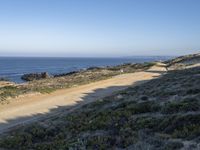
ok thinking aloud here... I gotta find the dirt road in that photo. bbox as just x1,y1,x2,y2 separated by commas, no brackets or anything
0,66,165,134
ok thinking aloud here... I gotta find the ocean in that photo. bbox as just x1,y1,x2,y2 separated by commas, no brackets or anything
0,56,172,83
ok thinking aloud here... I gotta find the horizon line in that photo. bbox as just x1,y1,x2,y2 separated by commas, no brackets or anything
0,55,176,58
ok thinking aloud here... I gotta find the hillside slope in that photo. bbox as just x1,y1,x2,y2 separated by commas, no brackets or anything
0,70,161,134
0,65,200,149
166,53,200,70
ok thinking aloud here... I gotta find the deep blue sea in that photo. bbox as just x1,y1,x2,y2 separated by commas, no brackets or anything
0,56,172,83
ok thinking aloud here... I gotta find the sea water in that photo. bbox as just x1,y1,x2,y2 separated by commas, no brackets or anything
0,56,172,83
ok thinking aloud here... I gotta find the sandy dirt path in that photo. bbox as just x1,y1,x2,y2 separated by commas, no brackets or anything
0,66,165,134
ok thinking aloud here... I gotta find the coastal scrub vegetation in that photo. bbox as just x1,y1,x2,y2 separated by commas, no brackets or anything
0,62,154,103
0,66,200,149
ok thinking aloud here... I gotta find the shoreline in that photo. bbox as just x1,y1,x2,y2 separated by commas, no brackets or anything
1,62,151,84
0,55,171,83
0,62,157,103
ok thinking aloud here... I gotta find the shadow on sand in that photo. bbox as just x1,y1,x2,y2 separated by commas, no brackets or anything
145,70,167,74
0,76,157,135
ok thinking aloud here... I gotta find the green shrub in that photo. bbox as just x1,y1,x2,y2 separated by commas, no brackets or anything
127,101,161,114
161,98,200,114
172,124,200,139
131,117,162,130
34,87,56,94
0,86,23,102
163,141,184,150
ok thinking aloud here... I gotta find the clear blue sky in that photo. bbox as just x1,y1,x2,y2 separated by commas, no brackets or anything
0,0,200,57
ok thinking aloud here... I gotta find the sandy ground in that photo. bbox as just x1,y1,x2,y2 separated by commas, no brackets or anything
0,65,166,134
0,81,15,88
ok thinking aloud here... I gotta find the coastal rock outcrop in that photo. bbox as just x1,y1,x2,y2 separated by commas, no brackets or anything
0,77,9,81
21,72,51,81
54,71,79,77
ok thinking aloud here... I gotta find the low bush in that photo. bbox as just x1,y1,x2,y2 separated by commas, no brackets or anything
161,98,200,114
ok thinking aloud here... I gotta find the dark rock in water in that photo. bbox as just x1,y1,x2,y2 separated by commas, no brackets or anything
0,77,9,81
21,72,50,81
54,71,79,77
